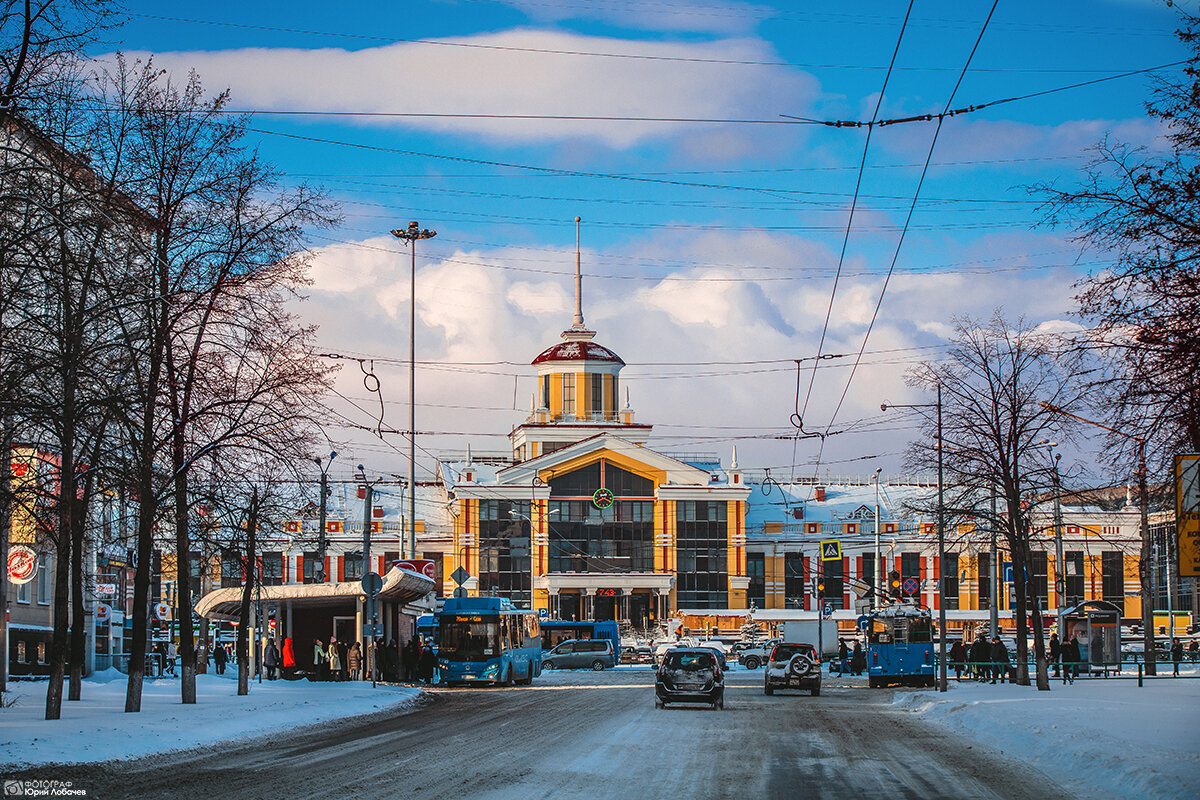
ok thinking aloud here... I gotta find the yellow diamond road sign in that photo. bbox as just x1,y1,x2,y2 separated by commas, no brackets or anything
1177,454,1200,578
820,540,842,561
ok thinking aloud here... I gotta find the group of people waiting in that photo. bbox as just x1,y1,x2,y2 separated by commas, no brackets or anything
310,636,436,683
948,634,1016,683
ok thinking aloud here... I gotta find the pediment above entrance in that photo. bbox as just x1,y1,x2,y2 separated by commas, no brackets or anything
496,432,710,489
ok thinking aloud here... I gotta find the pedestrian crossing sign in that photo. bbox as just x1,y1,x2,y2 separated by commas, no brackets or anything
820,540,841,561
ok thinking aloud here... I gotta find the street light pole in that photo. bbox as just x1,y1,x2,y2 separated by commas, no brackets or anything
881,389,947,692
874,467,882,610
1050,449,1064,639
390,221,437,560
314,452,337,583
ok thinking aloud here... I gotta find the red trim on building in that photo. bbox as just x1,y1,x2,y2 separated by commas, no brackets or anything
295,555,303,583
843,556,851,609
931,557,938,610
803,556,811,611
324,556,331,583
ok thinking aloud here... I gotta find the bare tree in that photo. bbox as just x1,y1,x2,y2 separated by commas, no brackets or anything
904,313,1085,690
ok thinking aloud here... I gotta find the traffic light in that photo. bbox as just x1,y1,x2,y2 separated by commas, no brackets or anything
816,581,825,597
889,571,902,598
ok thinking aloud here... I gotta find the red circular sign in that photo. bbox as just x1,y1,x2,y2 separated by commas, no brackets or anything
7,545,37,584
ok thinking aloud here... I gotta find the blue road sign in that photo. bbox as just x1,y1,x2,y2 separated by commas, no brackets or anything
1003,562,1014,583
538,608,548,619
902,576,919,595
822,603,834,618
856,614,870,631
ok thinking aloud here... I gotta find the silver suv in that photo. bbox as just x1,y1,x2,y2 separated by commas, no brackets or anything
737,638,782,670
541,639,617,671
763,642,821,696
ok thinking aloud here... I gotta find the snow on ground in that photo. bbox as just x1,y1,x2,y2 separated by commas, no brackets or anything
0,669,423,768
894,670,1200,800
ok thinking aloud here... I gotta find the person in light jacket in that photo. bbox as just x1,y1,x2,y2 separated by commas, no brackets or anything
327,637,343,681
347,641,362,681
314,638,329,681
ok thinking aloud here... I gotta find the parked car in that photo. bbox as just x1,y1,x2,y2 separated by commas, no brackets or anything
737,638,782,670
694,645,727,671
541,639,618,671
655,648,724,709
763,642,821,696
652,638,697,666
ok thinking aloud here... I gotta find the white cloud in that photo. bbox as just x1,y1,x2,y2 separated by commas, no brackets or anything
114,31,820,148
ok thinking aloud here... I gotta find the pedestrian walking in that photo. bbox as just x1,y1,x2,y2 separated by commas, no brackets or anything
969,634,989,681
348,641,362,681
837,639,849,675
949,640,967,681
1062,635,1080,684
282,637,296,679
402,638,419,682
1189,640,1199,663
337,638,349,681
214,641,228,675
1171,639,1184,676
328,637,343,681
264,637,280,680
386,639,400,682
989,636,1009,684
1049,633,1061,678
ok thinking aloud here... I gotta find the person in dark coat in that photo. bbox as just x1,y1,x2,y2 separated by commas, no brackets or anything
418,643,436,685
263,638,280,680
968,634,989,681
386,639,400,682
1049,633,1061,678
989,636,1009,684
402,638,419,682
836,639,849,675
1189,639,1199,663
949,640,967,681
1171,639,1184,675
1062,635,1080,684
850,641,866,676
213,641,228,675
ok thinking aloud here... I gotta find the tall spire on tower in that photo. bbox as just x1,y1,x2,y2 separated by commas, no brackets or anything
572,215,585,330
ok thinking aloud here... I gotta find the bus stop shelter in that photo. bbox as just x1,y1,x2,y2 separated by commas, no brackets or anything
1062,600,1122,672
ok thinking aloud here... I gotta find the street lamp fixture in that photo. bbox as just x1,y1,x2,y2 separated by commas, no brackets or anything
390,221,437,561
881,387,947,693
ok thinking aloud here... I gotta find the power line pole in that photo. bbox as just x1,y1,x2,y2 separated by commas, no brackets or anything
314,452,336,584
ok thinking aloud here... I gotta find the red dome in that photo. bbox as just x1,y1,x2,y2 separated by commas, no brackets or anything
532,340,625,366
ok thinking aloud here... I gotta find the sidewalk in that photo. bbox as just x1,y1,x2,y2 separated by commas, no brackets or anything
0,669,422,768
894,672,1200,799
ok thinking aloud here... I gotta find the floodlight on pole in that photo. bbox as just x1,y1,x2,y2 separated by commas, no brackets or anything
390,221,437,560
315,451,337,583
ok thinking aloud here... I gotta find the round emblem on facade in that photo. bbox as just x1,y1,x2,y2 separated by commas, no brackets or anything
592,488,614,509
6,545,37,585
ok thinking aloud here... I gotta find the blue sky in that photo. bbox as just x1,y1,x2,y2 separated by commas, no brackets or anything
96,0,1194,486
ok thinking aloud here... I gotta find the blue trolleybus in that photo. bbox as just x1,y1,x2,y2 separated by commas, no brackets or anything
437,597,542,686
866,601,936,688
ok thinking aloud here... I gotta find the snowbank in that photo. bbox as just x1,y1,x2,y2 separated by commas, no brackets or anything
894,675,1200,799
0,670,422,767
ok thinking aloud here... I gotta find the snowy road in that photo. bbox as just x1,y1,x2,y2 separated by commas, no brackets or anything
7,668,1071,800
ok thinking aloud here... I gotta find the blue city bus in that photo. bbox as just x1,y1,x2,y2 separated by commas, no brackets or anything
866,602,936,688
538,619,620,659
437,597,542,686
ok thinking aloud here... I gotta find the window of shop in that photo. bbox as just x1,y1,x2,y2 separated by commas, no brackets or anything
747,552,765,608
978,552,991,609
821,556,844,609
547,500,654,573
1029,551,1048,605
782,552,805,608
343,552,363,582
1101,551,1125,613
1063,551,1085,606
478,500,531,606
942,552,959,610
37,553,51,604
221,554,242,588
675,501,728,609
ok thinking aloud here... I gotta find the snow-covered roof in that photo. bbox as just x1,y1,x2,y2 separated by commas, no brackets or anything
195,565,434,620
744,481,936,528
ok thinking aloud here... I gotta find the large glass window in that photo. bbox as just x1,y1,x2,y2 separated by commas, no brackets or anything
1029,551,1048,605
900,552,921,592
822,556,844,609
604,463,654,497
784,553,805,608
261,552,283,586
548,463,600,497
343,552,363,582
1063,551,1085,607
943,552,959,610
675,501,728,609
862,553,876,600
609,375,619,417
978,552,991,609
1101,551,1125,613
590,373,603,414
561,373,575,415
548,500,653,573
747,552,765,608
221,554,242,588
37,553,51,604
478,500,532,606
303,552,322,584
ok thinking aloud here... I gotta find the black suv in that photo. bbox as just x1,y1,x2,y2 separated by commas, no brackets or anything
763,642,821,696
655,648,725,709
